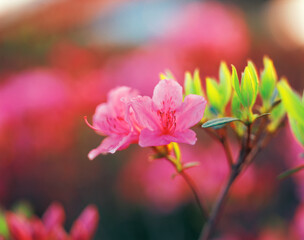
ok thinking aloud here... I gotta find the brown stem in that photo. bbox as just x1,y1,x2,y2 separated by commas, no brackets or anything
199,124,252,240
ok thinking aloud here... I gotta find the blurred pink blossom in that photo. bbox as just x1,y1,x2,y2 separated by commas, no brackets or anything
5,203,99,240
131,79,206,147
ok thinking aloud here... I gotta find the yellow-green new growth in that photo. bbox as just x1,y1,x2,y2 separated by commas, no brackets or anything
277,79,304,146
159,70,175,81
205,62,231,115
231,62,259,122
260,57,278,109
184,69,204,97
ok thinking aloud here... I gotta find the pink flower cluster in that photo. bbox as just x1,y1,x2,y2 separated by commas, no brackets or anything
4,203,99,240
86,79,207,160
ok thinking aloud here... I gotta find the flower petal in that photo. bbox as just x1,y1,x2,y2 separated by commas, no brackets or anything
169,129,197,145
152,79,183,110
70,205,99,240
176,94,207,131
107,86,138,116
130,96,159,130
139,128,171,147
88,133,137,160
92,103,112,135
139,128,197,147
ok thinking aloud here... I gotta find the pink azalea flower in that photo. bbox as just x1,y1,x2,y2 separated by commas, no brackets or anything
130,79,206,147
86,86,140,160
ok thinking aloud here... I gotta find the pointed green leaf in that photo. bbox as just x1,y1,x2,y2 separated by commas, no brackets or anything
219,62,231,106
278,165,304,180
240,67,255,107
184,70,204,97
231,65,242,103
0,211,8,238
160,70,175,80
260,57,277,105
277,79,304,125
202,117,241,128
247,61,259,100
184,71,194,96
193,69,204,96
231,93,242,119
290,117,304,146
206,77,222,113
268,97,285,132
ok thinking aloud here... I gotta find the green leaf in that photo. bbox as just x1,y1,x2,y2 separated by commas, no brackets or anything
247,60,259,102
268,97,285,132
12,201,33,218
184,71,194,96
193,69,204,96
289,117,304,146
277,79,304,125
206,77,222,113
231,65,243,103
202,117,241,128
240,67,255,108
219,62,231,106
260,57,277,105
231,93,242,119
278,165,304,180
160,70,175,80
0,211,8,238
184,70,204,97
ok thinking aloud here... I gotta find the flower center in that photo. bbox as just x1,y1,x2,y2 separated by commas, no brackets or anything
157,109,176,134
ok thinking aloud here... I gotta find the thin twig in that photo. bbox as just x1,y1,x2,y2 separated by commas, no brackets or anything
179,170,209,222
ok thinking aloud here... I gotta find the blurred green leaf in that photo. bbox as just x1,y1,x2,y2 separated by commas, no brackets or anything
231,65,243,104
12,201,33,218
260,57,277,107
184,71,194,96
240,67,255,108
184,69,204,97
278,165,304,180
277,79,304,125
160,70,175,80
290,117,304,146
202,117,241,128
0,211,8,238
268,97,285,132
206,77,222,113
231,93,242,119
219,62,231,107
193,69,204,96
